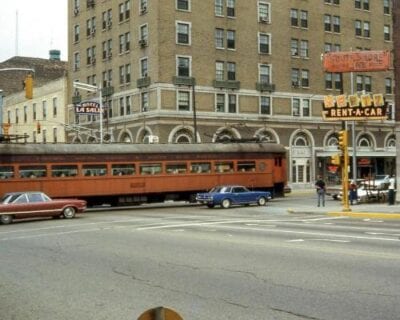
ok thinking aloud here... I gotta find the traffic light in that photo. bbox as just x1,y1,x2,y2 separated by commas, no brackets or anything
36,122,41,134
25,74,33,99
330,154,341,166
338,130,348,152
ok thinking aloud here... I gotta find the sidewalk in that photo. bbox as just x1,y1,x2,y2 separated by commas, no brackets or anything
285,188,400,219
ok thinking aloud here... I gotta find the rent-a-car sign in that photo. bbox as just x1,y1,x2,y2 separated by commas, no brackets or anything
322,93,388,121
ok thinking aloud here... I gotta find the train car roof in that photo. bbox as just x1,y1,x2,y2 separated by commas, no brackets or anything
0,142,287,155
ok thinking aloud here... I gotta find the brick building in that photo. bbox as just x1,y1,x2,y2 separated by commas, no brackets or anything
68,0,396,188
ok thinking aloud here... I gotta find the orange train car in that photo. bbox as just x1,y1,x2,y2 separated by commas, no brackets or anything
0,143,287,206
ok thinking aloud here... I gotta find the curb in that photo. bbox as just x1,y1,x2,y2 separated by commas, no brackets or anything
327,212,400,219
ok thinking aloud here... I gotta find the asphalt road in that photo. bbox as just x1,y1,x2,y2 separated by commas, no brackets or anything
1,198,399,320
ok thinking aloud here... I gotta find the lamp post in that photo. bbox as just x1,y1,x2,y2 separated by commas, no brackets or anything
73,81,103,144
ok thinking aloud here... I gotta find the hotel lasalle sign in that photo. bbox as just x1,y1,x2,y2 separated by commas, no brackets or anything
322,50,391,121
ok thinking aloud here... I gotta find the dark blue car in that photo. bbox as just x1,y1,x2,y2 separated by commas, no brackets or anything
196,185,272,209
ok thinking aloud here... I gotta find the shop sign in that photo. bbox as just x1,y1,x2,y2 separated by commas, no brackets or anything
75,101,103,114
323,50,391,73
327,165,338,173
358,158,371,166
322,93,387,121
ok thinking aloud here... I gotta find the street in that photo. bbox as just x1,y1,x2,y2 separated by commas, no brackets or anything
1,194,399,320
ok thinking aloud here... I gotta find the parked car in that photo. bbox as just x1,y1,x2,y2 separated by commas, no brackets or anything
196,185,272,209
337,184,388,203
326,179,366,200
364,175,390,190
0,192,87,224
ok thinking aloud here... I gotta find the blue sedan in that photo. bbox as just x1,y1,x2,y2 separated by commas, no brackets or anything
196,185,272,209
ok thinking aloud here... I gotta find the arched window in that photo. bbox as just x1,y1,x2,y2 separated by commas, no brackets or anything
327,134,338,147
172,128,192,144
386,135,396,148
293,133,309,146
358,134,372,148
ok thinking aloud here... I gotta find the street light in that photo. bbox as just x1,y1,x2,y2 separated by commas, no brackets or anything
73,81,103,144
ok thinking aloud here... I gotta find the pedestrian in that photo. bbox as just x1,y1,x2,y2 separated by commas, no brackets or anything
349,180,357,205
315,176,326,207
388,175,396,205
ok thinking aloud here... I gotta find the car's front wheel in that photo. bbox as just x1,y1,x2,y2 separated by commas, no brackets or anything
63,207,76,219
221,199,231,209
0,214,13,225
257,197,267,206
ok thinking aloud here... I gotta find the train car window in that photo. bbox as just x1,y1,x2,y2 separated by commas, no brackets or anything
140,163,162,175
215,161,234,173
274,157,282,166
51,165,78,177
112,164,135,176
259,162,266,172
190,162,211,173
166,163,187,174
237,161,256,172
0,166,14,179
83,164,107,176
19,165,47,178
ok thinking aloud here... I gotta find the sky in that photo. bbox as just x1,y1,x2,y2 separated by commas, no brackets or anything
0,0,68,62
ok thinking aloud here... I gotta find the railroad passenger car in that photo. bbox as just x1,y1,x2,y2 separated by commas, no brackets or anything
0,143,287,206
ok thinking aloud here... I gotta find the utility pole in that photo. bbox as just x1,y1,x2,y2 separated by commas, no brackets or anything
393,1,400,202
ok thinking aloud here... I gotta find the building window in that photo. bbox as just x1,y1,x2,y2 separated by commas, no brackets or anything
356,75,372,92
301,70,309,87
53,97,58,117
74,25,80,42
15,108,19,124
324,42,341,52
291,69,300,87
73,52,80,71
355,20,362,36
363,21,370,38
42,101,47,120
260,96,271,115
259,64,271,83
300,40,309,58
215,28,224,48
141,92,149,112
178,90,190,111
215,0,223,16
53,128,57,143
290,9,298,26
177,56,190,77
216,93,225,112
177,0,190,11
227,30,235,49
291,39,299,57
228,94,237,113
176,22,190,45
126,96,131,115
227,62,236,81
119,1,130,22
23,106,27,123
300,10,308,28
227,0,235,17
102,9,112,30
325,73,333,90
384,0,390,14
140,0,148,13
86,17,96,37
334,73,342,90
33,103,37,120
385,78,393,94
333,16,340,33
140,58,148,77
259,33,270,54
119,97,125,116
119,66,125,84
216,61,224,80
384,25,391,41
292,98,310,117
140,24,148,42
258,1,270,23
324,14,332,31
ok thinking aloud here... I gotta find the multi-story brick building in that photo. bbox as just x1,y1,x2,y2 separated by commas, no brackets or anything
68,0,396,188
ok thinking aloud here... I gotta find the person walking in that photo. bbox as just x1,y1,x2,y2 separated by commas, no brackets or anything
315,176,326,207
388,175,396,205
349,180,357,205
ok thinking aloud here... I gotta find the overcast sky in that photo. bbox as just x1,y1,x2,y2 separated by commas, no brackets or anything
0,0,68,62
